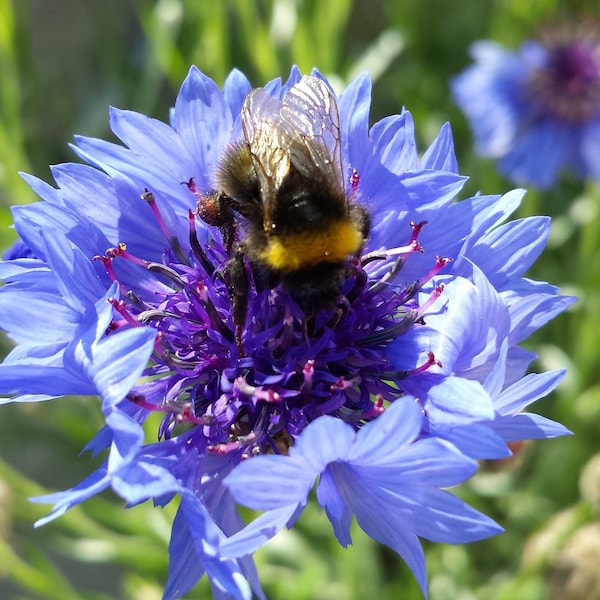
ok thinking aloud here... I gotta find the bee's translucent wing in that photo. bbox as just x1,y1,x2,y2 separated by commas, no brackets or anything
240,88,290,200
240,75,346,207
280,75,345,195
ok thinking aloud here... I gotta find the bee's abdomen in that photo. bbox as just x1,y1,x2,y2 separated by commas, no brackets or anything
258,218,363,272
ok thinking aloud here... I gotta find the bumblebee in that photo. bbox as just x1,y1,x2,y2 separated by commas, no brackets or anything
197,75,370,346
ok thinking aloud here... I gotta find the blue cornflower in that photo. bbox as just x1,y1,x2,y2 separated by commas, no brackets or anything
0,66,573,598
452,24,600,188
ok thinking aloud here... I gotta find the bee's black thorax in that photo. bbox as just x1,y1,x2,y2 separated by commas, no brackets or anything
194,74,372,345
267,167,347,237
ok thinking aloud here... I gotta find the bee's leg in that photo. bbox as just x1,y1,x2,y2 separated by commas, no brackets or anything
196,191,237,253
224,246,249,356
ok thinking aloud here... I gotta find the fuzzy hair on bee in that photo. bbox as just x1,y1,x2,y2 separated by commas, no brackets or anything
196,74,370,350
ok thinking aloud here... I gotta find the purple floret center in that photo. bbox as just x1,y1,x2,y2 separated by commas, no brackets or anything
553,42,600,90
98,195,445,458
529,39,600,121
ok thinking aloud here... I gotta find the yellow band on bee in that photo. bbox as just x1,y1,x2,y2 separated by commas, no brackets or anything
260,219,363,272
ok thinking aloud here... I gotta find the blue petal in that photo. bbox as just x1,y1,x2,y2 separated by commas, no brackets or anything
503,284,576,344
346,493,428,595
109,107,188,168
472,189,524,230
225,455,313,510
291,415,353,469
198,453,246,536
581,116,600,180
338,72,372,171
370,110,418,173
219,505,300,559
283,65,303,91
353,434,479,488
49,163,119,229
172,66,233,185
442,423,511,460
12,200,107,273
222,68,252,120
0,286,77,345
74,112,199,214
180,492,253,600
505,346,537,386
316,468,353,546
109,432,195,505
368,187,469,281
492,413,572,441
0,363,96,397
483,339,508,398
398,169,467,210
495,370,566,414
40,230,106,313
470,216,550,287
327,438,502,594
0,257,49,280
46,163,184,263
164,505,206,600
83,424,113,456
498,120,579,188
32,464,111,526
425,377,495,429
451,40,527,157
88,327,157,408
18,171,63,205
420,122,459,172
105,410,146,478
391,487,503,543
60,283,157,407
0,393,56,404
387,272,510,382
349,398,423,459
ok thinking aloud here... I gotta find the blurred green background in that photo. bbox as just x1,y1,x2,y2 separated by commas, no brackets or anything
0,0,598,599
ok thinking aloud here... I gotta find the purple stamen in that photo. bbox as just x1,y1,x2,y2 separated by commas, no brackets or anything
101,189,449,456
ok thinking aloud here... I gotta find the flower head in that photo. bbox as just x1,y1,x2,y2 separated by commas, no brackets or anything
452,22,600,188
0,66,573,598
